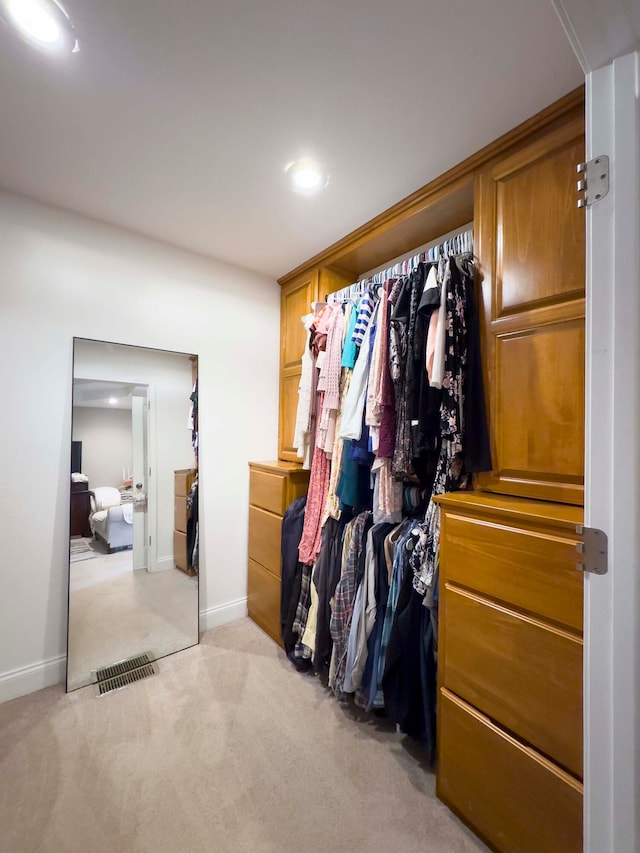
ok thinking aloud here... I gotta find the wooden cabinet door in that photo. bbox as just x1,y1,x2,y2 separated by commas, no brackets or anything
278,267,352,462
476,117,586,505
279,272,318,461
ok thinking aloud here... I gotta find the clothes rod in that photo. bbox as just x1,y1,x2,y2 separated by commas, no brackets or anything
358,221,474,282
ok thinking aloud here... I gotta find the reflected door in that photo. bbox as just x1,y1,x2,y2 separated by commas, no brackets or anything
131,391,149,571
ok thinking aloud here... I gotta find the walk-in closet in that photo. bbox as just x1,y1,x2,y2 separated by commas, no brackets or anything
248,87,586,853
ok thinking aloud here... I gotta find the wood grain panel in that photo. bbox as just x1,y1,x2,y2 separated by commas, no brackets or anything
174,469,196,497
494,319,585,483
495,136,585,314
279,370,302,462
249,468,286,515
438,689,582,853
442,512,583,630
247,558,282,646
248,505,282,576
281,275,316,371
174,496,188,534
443,585,583,776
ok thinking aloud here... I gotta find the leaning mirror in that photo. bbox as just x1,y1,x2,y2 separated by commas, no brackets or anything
67,338,199,692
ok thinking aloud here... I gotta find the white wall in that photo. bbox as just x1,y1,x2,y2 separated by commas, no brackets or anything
72,406,133,488
73,341,195,565
0,190,280,701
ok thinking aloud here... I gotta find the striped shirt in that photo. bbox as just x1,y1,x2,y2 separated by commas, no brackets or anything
351,292,376,345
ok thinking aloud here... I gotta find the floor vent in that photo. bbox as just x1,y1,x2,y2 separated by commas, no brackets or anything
95,654,156,696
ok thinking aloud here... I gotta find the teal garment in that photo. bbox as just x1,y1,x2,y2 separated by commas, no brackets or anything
341,301,359,369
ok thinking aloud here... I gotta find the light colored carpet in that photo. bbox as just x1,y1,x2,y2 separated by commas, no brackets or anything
0,618,488,853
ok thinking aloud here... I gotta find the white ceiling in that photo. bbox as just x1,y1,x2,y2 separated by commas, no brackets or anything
0,0,583,278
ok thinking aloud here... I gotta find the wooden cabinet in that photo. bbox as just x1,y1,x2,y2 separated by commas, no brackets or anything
278,267,352,462
247,461,309,643
272,89,586,853
70,481,91,538
476,117,586,505
436,491,584,853
174,468,196,575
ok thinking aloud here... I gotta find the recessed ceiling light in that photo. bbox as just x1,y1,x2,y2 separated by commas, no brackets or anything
285,159,329,195
108,397,118,405
0,0,78,53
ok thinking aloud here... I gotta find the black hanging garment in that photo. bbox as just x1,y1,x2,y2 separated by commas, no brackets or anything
280,497,307,655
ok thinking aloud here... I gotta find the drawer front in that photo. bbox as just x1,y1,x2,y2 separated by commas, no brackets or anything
248,505,282,576
174,496,188,533
174,530,188,571
442,512,583,631
444,584,582,776
175,469,196,497
438,688,583,853
247,558,282,646
249,468,286,515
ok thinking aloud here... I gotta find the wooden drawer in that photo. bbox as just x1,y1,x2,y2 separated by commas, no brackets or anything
174,468,196,498
247,558,282,646
174,496,188,533
438,688,583,853
442,512,583,631
443,584,583,776
248,505,282,576
174,529,188,571
249,468,286,515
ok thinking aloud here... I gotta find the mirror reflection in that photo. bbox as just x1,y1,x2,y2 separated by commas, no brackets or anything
67,338,199,692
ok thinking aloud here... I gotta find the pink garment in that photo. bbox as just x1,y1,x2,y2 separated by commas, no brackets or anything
425,308,439,382
298,437,331,565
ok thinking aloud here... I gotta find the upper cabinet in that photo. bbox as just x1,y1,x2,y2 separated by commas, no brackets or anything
278,268,352,462
476,116,586,505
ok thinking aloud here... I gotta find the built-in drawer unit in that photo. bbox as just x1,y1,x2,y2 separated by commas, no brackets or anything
174,468,196,576
247,558,282,642
443,512,583,631
249,468,288,515
444,584,582,776
247,461,310,646
248,506,282,577
438,689,583,853
435,492,584,853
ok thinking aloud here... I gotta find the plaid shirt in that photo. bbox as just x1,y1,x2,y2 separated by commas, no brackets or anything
292,563,313,660
330,511,372,697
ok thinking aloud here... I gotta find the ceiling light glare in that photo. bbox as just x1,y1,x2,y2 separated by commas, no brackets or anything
0,0,78,53
286,159,329,195
108,397,118,405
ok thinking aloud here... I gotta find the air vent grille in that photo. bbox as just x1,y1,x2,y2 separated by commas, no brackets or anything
95,653,152,683
95,653,156,696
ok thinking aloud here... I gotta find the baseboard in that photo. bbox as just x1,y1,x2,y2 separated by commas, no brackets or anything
0,654,67,704
199,597,248,633
1,597,248,704
149,556,175,572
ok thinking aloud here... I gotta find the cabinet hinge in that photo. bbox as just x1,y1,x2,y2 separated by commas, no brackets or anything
575,525,608,575
576,156,609,208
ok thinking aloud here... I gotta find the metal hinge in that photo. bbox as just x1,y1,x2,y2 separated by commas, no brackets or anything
575,525,608,575
576,156,609,208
